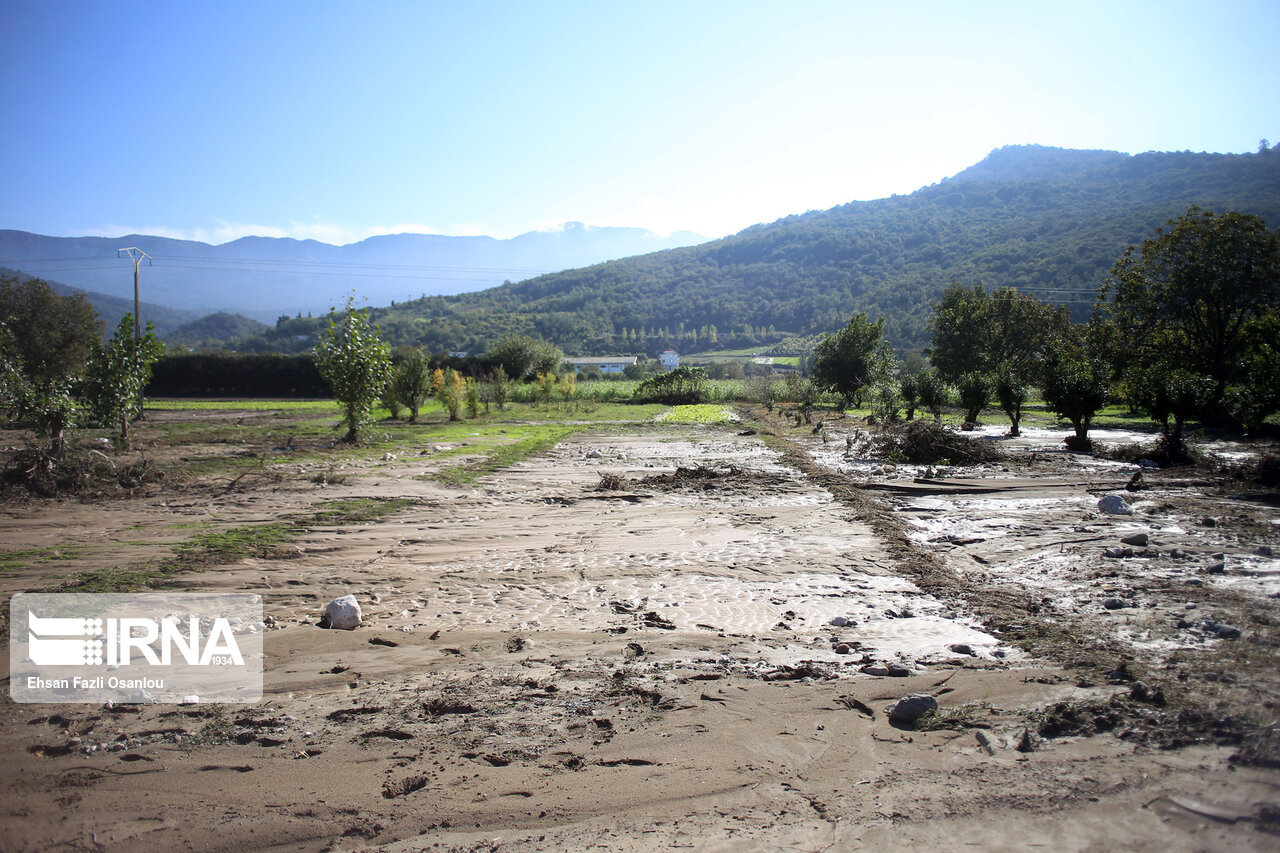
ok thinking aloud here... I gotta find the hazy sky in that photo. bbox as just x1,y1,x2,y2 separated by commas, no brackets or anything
2,0,1277,244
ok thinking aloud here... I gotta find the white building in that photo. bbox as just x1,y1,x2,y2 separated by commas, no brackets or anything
659,350,680,370
565,356,638,375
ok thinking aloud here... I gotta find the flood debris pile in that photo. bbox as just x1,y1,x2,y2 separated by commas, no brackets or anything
847,420,1004,466
597,464,797,494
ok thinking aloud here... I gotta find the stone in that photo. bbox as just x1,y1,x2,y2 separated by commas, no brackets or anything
1098,494,1133,515
975,730,996,755
1210,623,1242,639
1120,532,1150,547
886,693,937,725
885,662,912,678
321,594,362,630
1206,561,1226,574
1138,459,1160,468
948,643,975,656
835,643,852,655
1016,729,1041,753
1104,547,1126,559
585,450,603,459
829,616,855,627
1103,597,1127,610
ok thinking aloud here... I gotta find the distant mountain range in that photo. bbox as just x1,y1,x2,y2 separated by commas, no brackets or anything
0,223,705,323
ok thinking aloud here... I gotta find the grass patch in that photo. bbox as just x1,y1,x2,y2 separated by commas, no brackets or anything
0,545,94,574
438,424,588,486
57,497,418,593
304,497,415,526
656,404,740,425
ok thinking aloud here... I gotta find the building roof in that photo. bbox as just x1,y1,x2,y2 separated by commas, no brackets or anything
564,356,638,366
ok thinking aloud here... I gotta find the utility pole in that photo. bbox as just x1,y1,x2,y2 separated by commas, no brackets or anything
118,247,151,339
118,247,152,422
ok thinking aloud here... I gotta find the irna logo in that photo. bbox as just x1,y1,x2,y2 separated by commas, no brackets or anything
11,592,263,704
27,611,245,667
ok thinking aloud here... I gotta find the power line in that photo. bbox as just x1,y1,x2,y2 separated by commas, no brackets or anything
1,253,554,277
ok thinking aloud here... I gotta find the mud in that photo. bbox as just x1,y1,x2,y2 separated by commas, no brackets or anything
1,411,1277,852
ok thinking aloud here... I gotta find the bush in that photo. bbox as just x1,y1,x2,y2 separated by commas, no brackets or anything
633,366,707,404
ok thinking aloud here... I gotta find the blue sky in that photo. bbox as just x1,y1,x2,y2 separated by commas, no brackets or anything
2,0,1277,244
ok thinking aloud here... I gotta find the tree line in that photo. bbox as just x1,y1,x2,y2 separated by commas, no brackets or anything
807,207,1280,454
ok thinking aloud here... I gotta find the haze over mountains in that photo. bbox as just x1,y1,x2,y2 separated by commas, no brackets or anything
5,144,1278,356
0,223,704,323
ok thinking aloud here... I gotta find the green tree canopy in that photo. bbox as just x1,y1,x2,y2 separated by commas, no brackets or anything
314,301,393,442
487,334,564,382
82,314,164,447
0,276,102,387
1096,206,1280,412
809,313,895,407
929,284,1071,385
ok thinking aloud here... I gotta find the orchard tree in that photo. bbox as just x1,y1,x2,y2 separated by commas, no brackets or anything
0,280,101,458
809,313,895,407
1042,345,1110,452
391,348,432,421
930,283,1070,434
82,314,164,448
930,284,1069,386
0,277,101,387
437,367,467,421
992,363,1029,436
487,334,564,382
915,368,953,423
1129,363,1214,453
956,371,992,425
488,365,511,410
1097,206,1280,414
899,372,921,420
314,301,393,442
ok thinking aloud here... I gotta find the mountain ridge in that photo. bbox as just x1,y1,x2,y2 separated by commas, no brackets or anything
326,144,1279,356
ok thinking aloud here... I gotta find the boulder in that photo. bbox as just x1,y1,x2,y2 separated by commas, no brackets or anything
321,594,362,630
1098,494,1133,515
886,693,937,725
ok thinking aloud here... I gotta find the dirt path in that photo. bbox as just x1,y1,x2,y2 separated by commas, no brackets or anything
2,423,1277,851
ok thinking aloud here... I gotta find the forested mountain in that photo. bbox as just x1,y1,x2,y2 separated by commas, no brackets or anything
212,145,1280,356
168,312,269,350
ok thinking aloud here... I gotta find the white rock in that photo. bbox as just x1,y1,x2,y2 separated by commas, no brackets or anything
322,594,362,630
1098,494,1133,515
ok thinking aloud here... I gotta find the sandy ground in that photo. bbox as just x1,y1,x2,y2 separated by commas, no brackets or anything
1,415,1278,851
